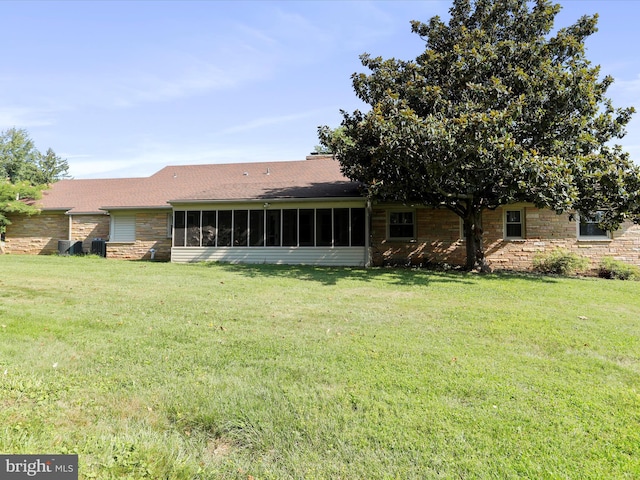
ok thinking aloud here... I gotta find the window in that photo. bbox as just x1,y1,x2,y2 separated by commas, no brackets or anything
316,209,333,246
334,208,350,246
186,211,201,246
218,211,232,246
299,209,315,246
578,212,609,239
389,211,415,239
110,214,135,242
351,208,366,246
172,207,367,248
202,211,217,246
505,209,524,238
174,211,185,246
282,209,298,247
266,210,281,246
249,210,264,246
167,213,173,238
233,210,249,246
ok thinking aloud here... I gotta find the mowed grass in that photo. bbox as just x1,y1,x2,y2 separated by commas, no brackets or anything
0,255,638,479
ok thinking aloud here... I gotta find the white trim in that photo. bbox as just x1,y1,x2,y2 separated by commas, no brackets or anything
576,212,611,240
387,209,416,240
504,207,525,239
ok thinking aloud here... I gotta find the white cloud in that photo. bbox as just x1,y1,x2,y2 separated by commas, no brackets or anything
217,109,328,136
0,106,55,129
67,141,304,179
611,75,640,96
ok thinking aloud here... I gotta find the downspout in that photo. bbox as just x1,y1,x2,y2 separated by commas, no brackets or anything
365,198,372,267
68,214,73,241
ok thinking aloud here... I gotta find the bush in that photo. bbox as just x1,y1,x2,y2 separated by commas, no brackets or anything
598,257,640,280
533,249,589,275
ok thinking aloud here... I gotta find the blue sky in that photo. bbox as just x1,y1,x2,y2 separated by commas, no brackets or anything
1,1,638,179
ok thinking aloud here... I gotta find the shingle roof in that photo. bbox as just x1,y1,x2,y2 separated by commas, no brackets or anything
38,156,362,214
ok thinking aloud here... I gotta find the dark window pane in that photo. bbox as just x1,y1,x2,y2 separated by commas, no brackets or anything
316,209,332,246
233,210,248,247
334,208,350,246
506,210,521,223
389,211,414,238
250,210,264,246
282,209,298,246
580,222,607,236
186,211,201,246
506,224,522,237
580,212,607,237
202,211,217,246
299,209,315,246
351,208,366,246
266,210,281,246
174,211,185,247
218,210,232,246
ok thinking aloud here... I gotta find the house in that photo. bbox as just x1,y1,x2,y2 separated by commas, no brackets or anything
4,154,640,270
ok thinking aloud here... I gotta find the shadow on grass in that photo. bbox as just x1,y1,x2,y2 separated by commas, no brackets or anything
198,262,560,287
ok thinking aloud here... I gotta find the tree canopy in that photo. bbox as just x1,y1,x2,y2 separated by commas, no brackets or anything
0,128,69,227
319,0,638,271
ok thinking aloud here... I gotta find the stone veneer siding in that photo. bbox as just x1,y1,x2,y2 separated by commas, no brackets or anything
106,211,172,261
5,212,69,255
5,213,111,255
370,205,640,271
70,215,110,253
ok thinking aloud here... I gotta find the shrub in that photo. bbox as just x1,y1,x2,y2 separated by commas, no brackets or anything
533,249,589,275
598,257,640,280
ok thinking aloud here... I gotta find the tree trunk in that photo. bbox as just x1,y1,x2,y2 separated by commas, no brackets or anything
463,207,491,273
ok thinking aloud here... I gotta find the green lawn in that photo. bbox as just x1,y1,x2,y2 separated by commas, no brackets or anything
1,255,639,479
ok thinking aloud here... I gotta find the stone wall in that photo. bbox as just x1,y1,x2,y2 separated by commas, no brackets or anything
4,212,69,255
106,211,172,261
370,205,640,271
70,215,110,252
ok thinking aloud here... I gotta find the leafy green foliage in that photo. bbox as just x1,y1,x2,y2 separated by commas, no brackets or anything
0,128,69,185
598,257,640,280
0,128,69,228
0,180,42,227
532,248,589,275
319,0,639,271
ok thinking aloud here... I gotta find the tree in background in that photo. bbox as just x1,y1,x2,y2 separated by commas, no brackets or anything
319,0,638,272
31,148,71,185
0,128,70,184
0,127,69,229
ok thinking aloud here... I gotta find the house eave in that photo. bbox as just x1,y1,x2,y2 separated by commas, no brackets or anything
168,196,364,206
100,205,171,212
66,210,110,215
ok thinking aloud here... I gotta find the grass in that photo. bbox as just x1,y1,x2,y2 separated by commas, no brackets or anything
0,255,639,479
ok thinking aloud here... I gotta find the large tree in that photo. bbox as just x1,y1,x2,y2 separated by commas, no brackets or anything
0,128,69,229
319,0,638,271
0,128,69,184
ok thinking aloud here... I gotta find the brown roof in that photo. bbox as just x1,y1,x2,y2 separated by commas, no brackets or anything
38,156,362,214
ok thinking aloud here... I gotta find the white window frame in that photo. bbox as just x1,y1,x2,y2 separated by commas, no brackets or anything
504,208,525,239
387,210,416,240
577,212,611,240
167,212,173,238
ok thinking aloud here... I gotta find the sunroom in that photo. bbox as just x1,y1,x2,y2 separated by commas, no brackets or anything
170,199,369,266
